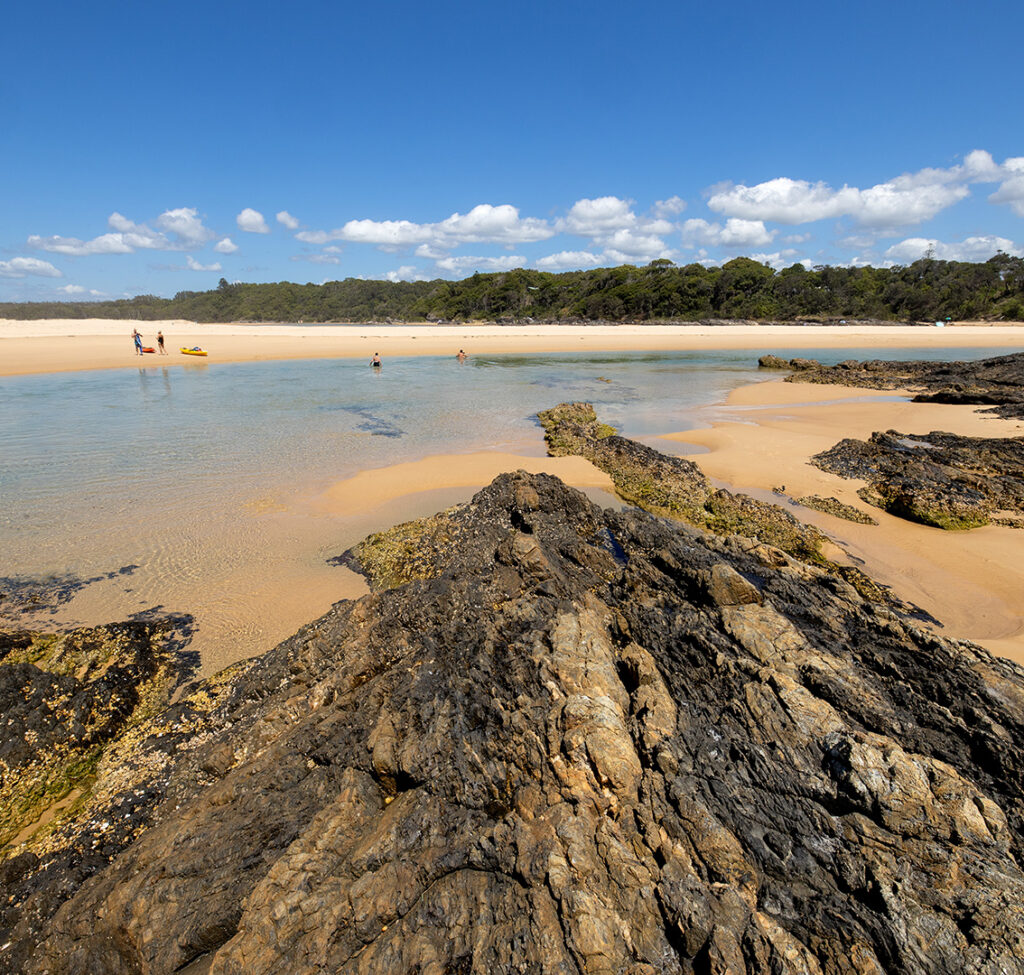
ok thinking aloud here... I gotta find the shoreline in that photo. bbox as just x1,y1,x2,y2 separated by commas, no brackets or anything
3,317,1024,378
304,376,1024,667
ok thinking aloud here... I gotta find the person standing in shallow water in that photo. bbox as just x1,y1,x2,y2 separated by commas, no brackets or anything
370,352,382,368
456,349,467,361
132,329,143,355
157,331,166,355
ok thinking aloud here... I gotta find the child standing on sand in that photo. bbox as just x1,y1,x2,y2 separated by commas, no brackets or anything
157,331,166,354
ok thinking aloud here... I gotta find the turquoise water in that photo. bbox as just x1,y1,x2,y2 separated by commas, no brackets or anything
1,345,1016,667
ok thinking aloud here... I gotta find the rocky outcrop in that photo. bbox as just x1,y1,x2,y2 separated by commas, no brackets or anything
4,471,1024,974
796,495,879,525
758,351,1024,419
538,402,829,565
811,430,1024,530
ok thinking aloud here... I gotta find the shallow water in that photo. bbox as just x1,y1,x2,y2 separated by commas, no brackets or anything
2,345,1016,671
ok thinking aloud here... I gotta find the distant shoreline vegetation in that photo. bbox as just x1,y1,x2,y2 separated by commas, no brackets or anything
4,255,1024,324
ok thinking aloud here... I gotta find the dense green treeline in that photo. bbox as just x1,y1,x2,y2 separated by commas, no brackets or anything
4,254,1024,323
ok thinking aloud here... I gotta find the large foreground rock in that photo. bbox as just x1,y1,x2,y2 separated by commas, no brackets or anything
5,473,1024,974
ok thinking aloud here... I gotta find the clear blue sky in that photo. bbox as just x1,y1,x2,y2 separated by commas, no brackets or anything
3,0,1023,300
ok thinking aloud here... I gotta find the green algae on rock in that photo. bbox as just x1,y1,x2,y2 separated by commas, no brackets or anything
0,619,196,854
538,401,829,565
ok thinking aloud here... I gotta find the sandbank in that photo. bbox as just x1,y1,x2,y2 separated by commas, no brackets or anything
2,318,1024,378
661,381,1024,665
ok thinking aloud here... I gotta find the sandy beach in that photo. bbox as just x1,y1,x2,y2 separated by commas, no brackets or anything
2,317,1024,377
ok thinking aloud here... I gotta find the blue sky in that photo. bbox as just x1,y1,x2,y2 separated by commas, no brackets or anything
3,0,1023,301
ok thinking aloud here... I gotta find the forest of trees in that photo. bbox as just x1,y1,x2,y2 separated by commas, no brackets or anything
3,254,1024,324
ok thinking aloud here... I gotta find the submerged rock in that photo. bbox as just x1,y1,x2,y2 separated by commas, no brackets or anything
811,430,1024,530
5,472,1024,974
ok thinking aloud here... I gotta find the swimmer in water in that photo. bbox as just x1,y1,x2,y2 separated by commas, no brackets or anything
370,352,382,368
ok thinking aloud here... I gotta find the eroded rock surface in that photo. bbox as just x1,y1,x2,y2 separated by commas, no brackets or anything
5,472,1024,974
758,351,1024,419
811,430,1024,529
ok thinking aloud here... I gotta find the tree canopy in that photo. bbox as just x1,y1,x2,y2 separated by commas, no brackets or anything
3,255,1023,324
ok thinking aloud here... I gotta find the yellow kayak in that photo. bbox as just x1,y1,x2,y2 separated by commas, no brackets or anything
180,347,208,357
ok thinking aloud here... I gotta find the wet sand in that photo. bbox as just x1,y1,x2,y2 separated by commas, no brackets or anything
3,318,1024,377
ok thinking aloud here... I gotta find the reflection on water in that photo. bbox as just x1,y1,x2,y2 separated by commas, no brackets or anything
1,345,1016,671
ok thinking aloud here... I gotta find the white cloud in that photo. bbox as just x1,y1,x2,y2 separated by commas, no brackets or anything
29,233,135,256
703,154,1024,229
186,256,222,271
214,237,238,254
535,250,603,270
57,284,103,295
0,257,62,278
435,254,525,274
29,208,214,255
415,243,446,259
557,196,638,235
299,204,553,251
884,235,1021,263
748,250,801,270
156,207,216,245
682,218,776,247
276,210,300,229
383,265,429,282
988,157,1024,216
237,208,271,234
653,195,686,217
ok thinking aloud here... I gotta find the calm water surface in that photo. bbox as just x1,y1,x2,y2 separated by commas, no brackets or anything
1,346,1014,669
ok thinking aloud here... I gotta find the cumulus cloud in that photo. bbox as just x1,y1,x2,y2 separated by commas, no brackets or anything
276,210,300,230
383,265,429,282
299,204,553,251
237,208,270,234
884,235,1021,263
988,157,1024,216
156,208,216,245
535,250,603,270
57,284,103,295
214,237,238,254
0,257,62,278
557,197,639,235
682,218,776,248
435,254,525,274
748,250,804,270
704,152,1024,229
186,256,222,271
653,195,686,217
29,209,214,255
708,173,971,228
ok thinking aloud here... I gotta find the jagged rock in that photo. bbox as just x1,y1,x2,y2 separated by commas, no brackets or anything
758,351,1024,419
537,402,828,565
5,472,1024,974
811,430,1024,530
